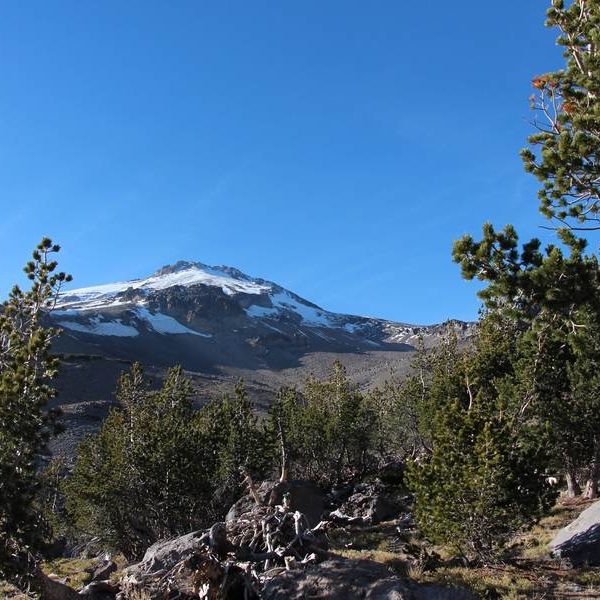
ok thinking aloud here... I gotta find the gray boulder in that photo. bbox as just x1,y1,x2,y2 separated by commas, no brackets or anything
262,557,476,600
550,500,600,566
120,531,206,599
127,530,204,574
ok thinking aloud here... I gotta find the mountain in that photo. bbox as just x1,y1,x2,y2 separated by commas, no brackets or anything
53,260,465,358
49,261,471,456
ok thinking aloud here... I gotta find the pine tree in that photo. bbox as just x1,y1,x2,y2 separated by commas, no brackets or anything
66,372,276,559
269,361,378,485
521,0,600,229
66,364,213,559
199,381,274,515
0,239,71,585
453,221,600,496
452,0,600,491
408,319,555,562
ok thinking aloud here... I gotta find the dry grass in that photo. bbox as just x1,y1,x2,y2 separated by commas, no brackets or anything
419,566,539,599
335,548,407,574
1,554,129,598
42,557,98,590
43,553,129,591
0,581,30,599
126,591,152,600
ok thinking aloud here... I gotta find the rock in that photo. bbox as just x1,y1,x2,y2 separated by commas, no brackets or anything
549,500,600,566
328,484,354,505
262,557,476,600
336,482,406,525
127,530,204,576
33,568,80,600
205,521,233,558
79,580,119,598
120,496,331,599
90,560,117,582
226,480,325,528
377,461,406,485
121,542,260,600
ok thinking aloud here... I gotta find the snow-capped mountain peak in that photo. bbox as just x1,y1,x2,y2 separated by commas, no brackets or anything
52,261,470,357
56,262,274,310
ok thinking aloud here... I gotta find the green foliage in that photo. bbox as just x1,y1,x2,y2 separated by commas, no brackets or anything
516,304,600,487
269,361,379,485
366,374,428,462
198,381,275,514
65,368,272,560
451,3,600,486
452,223,596,318
408,320,556,562
521,0,600,228
0,239,71,584
66,364,210,559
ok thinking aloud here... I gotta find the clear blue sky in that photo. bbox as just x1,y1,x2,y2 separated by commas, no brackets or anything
0,1,564,324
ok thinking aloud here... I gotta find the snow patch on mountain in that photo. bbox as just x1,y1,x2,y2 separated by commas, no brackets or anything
271,292,332,326
57,307,212,338
245,305,279,319
245,292,333,327
57,317,139,337
135,307,212,337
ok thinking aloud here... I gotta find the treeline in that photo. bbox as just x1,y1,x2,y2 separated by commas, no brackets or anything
61,360,417,560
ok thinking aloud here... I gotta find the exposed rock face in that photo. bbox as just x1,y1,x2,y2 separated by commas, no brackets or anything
119,496,329,599
79,579,120,598
119,532,206,598
550,500,600,566
262,557,476,600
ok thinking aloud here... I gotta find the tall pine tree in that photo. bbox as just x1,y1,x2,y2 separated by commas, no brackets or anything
0,239,71,587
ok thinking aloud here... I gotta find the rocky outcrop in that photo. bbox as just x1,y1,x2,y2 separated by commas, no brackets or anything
262,557,476,600
79,579,120,598
550,500,600,566
120,493,329,599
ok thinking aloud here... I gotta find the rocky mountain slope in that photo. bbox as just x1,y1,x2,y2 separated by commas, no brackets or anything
52,260,464,363
49,261,471,456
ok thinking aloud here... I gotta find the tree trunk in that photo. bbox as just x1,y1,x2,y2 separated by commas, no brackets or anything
566,469,581,498
584,443,600,499
277,416,289,483
584,478,598,499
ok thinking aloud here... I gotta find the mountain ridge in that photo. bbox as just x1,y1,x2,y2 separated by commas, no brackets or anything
53,260,458,345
